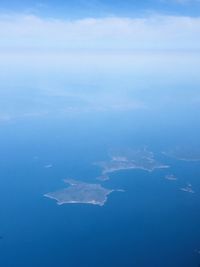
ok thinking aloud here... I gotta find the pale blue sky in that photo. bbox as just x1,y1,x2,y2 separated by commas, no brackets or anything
0,0,200,18
0,0,200,122
0,0,200,51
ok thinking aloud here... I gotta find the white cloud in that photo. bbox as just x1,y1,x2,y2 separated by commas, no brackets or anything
0,14,200,50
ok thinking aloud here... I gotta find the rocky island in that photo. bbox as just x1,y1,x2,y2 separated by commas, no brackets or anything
44,179,120,206
95,148,169,181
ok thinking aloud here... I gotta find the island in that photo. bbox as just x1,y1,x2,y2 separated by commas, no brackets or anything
95,148,169,181
163,147,200,162
44,179,122,206
165,174,177,181
180,183,195,193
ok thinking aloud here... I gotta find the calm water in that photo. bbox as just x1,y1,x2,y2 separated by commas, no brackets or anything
0,51,200,266
0,110,200,267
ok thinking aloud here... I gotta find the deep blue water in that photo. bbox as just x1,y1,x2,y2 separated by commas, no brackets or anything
0,112,200,267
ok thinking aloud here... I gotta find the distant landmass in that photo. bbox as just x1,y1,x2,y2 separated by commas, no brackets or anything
163,147,200,162
95,148,169,181
44,179,122,206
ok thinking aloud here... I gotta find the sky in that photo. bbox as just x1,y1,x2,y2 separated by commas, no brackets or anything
0,0,200,125
0,0,200,52
0,0,200,18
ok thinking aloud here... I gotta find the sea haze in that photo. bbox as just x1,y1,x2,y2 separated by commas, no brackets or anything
0,51,200,267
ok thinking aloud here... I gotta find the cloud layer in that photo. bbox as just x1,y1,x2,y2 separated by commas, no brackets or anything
0,14,200,50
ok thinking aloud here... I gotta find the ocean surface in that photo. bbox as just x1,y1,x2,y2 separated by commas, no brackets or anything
0,51,200,267
0,113,199,267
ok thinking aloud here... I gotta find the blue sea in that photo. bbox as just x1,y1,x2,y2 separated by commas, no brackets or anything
0,51,200,267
